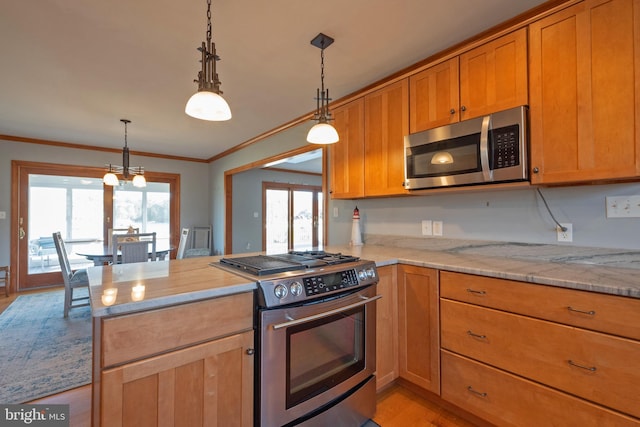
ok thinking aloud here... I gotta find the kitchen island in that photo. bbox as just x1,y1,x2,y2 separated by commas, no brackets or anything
88,239,640,426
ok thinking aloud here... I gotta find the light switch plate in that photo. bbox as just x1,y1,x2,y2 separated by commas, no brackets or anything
606,196,640,218
433,221,443,236
0,211,6,219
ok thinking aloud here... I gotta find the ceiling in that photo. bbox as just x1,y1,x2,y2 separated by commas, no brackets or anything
1,0,548,161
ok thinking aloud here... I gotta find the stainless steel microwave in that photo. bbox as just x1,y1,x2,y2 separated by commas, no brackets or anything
404,105,528,190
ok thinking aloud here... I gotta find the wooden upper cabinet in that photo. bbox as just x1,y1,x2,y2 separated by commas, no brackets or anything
459,27,528,121
409,28,528,134
409,58,460,133
330,98,365,198
529,0,640,184
364,79,409,197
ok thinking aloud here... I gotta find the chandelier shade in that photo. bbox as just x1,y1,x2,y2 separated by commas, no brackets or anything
307,33,339,144
103,119,146,187
186,0,231,121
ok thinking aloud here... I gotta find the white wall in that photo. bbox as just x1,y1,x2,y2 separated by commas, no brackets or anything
0,139,211,266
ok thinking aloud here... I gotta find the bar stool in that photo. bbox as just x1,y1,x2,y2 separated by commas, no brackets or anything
0,266,8,297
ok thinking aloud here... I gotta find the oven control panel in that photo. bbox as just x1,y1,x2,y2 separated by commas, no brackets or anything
258,261,379,307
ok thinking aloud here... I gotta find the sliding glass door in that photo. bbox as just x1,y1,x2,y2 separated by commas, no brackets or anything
13,161,180,291
263,182,323,253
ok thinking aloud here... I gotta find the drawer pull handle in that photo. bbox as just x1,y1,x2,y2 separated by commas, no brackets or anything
568,360,597,372
467,330,487,339
567,306,595,316
466,288,486,295
467,386,487,397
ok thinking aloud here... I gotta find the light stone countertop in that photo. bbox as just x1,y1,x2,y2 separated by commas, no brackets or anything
87,256,255,317
88,236,640,318
326,235,640,298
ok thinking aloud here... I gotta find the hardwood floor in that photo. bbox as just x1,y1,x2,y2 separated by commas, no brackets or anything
373,384,478,427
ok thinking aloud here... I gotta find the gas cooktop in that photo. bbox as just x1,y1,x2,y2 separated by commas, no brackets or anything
219,250,360,276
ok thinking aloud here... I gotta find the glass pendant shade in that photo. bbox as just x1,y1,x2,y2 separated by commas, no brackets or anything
132,174,147,188
307,122,339,144
431,151,454,164
103,172,119,186
185,90,232,121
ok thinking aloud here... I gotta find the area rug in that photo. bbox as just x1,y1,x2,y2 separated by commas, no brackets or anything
0,289,92,404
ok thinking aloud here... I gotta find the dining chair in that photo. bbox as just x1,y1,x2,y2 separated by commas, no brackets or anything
52,232,91,317
184,225,212,258
108,227,140,251
176,228,190,259
112,232,157,264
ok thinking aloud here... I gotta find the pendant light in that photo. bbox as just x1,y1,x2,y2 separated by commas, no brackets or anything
103,119,146,187
307,33,339,144
185,0,232,121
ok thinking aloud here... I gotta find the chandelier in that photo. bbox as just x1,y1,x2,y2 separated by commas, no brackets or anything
103,119,146,188
306,33,339,145
185,0,232,121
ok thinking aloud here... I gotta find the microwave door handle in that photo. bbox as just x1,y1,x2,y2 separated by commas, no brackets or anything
480,114,493,182
271,294,382,330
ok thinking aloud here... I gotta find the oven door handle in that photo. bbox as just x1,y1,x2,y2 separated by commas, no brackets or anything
271,295,383,330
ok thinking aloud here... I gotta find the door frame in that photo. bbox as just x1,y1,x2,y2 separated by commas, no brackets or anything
10,160,181,292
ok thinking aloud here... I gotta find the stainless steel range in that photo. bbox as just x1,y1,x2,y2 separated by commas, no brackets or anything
216,250,379,427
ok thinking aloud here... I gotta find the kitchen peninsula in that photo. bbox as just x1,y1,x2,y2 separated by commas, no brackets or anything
88,240,640,426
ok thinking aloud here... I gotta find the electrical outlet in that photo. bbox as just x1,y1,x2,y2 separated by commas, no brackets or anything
421,220,433,236
433,221,443,236
333,207,339,218
557,223,572,242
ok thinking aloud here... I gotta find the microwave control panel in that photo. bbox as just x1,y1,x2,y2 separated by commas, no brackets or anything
491,124,520,169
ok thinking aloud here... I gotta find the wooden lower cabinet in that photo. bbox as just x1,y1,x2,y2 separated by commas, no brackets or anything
93,292,255,427
441,350,640,427
375,265,398,390
397,265,439,394
440,271,640,424
101,331,254,427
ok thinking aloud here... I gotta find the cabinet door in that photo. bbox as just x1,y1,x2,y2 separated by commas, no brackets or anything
375,265,398,391
529,0,640,184
364,79,409,197
409,58,460,133
459,28,528,120
101,331,254,427
329,98,365,199
397,265,440,394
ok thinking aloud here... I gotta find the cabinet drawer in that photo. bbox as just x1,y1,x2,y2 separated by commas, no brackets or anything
441,299,640,418
441,350,640,427
440,271,640,340
102,292,253,367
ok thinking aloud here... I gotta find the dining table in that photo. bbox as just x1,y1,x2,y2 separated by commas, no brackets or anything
76,243,173,266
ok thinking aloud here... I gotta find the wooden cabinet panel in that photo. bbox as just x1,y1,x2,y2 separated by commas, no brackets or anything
375,265,398,391
330,98,365,198
442,350,640,427
101,331,254,427
364,80,409,197
440,271,640,340
409,58,460,133
101,292,253,367
441,299,640,418
397,264,439,393
459,28,528,120
529,0,640,184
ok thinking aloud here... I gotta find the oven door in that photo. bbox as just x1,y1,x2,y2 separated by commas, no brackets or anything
259,285,379,427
